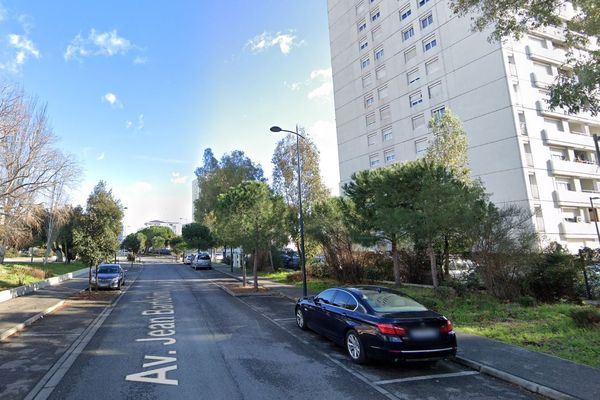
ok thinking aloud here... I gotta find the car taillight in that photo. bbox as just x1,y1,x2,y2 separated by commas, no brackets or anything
376,323,407,336
440,320,453,334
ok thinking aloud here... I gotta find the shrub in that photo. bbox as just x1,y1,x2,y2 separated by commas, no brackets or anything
307,261,331,278
517,296,536,307
127,253,135,262
527,243,579,302
434,286,457,301
4,248,19,258
570,308,600,328
286,271,303,283
362,252,394,282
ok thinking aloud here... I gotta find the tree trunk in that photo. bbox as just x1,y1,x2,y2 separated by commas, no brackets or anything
253,250,259,291
391,238,401,286
268,247,275,272
55,248,63,263
0,244,5,264
428,241,439,288
88,266,92,292
443,235,450,279
242,251,246,287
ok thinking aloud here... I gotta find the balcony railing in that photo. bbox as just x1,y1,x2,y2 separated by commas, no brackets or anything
549,158,600,178
531,72,555,89
554,190,600,206
542,129,595,150
526,45,566,66
559,221,599,239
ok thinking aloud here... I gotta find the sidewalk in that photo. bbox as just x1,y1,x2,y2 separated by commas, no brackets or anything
213,264,600,400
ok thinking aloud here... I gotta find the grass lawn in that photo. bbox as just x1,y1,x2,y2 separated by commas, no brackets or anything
259,270,600,368
0,262,87,291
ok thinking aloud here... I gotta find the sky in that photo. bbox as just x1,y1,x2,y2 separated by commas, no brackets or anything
0,0,339,234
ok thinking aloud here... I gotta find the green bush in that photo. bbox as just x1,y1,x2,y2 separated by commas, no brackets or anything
127,253,135,262
307,261,331,278
4,248,19,258
286,271,303,283
526,243,579,302
570,308,600,328
434,286,458,301
362,252,394,282
517,296,536,307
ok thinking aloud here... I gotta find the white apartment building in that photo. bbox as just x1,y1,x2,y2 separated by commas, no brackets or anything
327,0,600,252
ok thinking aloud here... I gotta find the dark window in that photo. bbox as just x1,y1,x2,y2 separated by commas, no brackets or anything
316,289,336,304
332,291,358,310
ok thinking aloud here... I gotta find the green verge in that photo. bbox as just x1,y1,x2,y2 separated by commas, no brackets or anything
259,270,600,368
0,262,87,291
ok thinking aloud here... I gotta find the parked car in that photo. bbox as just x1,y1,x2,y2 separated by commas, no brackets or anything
280,250,300,269
91,264,125,290
295,286,456,364
214,252,224,262
184,254,194,265
193,252,212,270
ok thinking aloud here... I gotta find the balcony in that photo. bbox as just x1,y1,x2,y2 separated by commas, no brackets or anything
526,45,566,66
542,129,595,150
533,26,567,44
559,221,599,239
549,159,600,178
536,101,596,123
554,190,600,207
531,72,555,89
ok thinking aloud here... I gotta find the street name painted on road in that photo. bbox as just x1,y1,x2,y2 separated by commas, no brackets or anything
126,291,179,386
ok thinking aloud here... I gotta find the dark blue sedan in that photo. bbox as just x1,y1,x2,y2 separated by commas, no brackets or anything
295,286,456,364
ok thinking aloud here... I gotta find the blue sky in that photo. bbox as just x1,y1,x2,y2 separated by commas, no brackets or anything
0,0,338,232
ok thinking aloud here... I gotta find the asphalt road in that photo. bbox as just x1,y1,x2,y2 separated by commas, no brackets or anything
3,262,542,399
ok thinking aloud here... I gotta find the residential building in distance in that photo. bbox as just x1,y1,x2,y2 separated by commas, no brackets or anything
144,220,182,236
327,0,600,252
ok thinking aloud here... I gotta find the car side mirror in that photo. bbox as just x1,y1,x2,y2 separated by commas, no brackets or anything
314,297,320,304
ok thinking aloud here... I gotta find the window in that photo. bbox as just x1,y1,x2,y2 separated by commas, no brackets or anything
425,57,440,75
528,35,548,49
364,94,374,108
415,138,428,155
569,121,585,135
370,154,381,167
385,149,396,163
407,68,420,84
550,147,567,161
544,117,563,132
533,62,553,76
423,36,437,52
332,291,355,310
372,26,383,41
359,38,369,51
371,9,381,22
535,207,545,231
555,177,574,191
366,112,376,126
403,26,415,41
529,174,539,199
562,207,579,223
380,105,391,121
518,111,528,135
361,57,371,69
410,91,423,107
375,47,384,61
356,2,366,15
400,6,412,20
508,55,517,75
418,0,431,7
420,14,433,29
316,289,336,304
362,74,373,88
358,20,367,33
378,85,388,100
376,66,386,80
412,114,425,129
368,133,377,145
428,81,442,99
432,106,446,120
404,46,417,62
382,127,393,141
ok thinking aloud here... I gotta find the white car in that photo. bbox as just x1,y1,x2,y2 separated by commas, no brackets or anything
192,253,212,270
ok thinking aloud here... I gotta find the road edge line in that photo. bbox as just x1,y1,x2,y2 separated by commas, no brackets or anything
24,266,143,400
454,356,578,400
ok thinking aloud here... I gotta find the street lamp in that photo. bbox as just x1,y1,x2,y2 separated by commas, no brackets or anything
270,125,308,297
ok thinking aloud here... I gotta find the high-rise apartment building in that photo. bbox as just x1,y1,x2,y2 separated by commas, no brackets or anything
327,0,600,252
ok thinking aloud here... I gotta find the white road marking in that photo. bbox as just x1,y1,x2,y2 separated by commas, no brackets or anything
272,317,297,322
373,371,480,385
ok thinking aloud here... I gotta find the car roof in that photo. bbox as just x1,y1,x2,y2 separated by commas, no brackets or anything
98,263,120,268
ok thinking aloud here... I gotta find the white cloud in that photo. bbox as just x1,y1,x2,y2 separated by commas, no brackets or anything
125,113,144,134
96,152,105,161
133,56,147,65
284,81,302,91
125,120,133,129
246,31,303,55
129,181,153,194
170,172,189,185
64,29,135,61
102,92,123,108
0,33,40,72
283,67,333,102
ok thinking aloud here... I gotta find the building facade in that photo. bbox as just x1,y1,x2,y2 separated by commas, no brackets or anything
327,0,600,252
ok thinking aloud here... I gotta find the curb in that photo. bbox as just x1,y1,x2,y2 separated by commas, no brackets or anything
212,282,275,297
454,356,577,400
0,267,89,304
214,268,300,302
0,299,66,341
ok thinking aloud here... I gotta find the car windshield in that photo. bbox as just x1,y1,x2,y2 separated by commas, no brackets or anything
359,288,427,313
97,266,119,274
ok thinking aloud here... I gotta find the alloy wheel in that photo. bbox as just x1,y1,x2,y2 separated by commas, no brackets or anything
347,333,360,360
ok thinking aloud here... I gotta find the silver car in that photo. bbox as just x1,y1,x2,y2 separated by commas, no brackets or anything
193,253,212,270
91,264,125,290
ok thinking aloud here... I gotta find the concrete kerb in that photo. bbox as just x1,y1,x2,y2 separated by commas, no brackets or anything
0,267,89,304
214,268,300,301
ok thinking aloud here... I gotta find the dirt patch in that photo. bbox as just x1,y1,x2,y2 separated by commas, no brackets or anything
70,289,119,302
221,282,271,294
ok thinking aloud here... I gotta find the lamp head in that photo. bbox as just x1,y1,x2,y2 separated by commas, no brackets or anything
270,126,282,132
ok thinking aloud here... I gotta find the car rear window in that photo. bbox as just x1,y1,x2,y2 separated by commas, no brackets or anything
359,289,427,313
200,254,210,260
98,266,119,274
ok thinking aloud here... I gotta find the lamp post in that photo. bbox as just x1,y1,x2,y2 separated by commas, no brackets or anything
270,125,308,297
586,197,600,299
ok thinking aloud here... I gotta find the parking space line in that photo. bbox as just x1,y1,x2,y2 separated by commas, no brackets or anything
373,371,479,385
272,317,297,322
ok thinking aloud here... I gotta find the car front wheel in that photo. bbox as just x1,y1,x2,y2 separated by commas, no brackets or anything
295,307,308,330
345,330,367,364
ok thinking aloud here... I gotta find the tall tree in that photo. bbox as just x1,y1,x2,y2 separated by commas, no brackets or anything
137,226,175,253
121,233,142,255
193,149,264,224
215,181,287,290
72,181,124,289
182,223,214,252
450,0,600,116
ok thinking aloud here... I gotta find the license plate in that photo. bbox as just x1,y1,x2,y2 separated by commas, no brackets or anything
410,328,439,340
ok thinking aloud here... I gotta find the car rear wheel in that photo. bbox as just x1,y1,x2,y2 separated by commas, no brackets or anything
295,307,308,330
345,330,367,364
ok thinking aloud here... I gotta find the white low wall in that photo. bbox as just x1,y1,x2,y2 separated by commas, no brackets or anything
0,267,88,304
